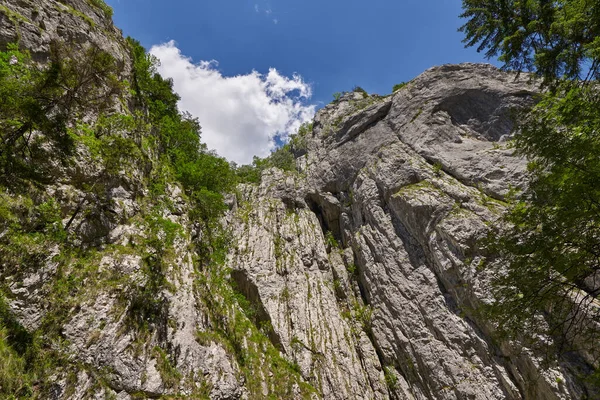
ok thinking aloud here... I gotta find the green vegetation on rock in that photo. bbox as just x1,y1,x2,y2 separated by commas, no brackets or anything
461,0,600,368
352,85,368,98
0,32,239,396
392,82,408,92
195,238,316,399
235,121,313,184
87,0,113,18
128,37,235,223
460,0,600,84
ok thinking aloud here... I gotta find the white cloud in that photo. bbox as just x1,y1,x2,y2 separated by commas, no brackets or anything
149,41,315,165
254,4,259,13
273,18,278,24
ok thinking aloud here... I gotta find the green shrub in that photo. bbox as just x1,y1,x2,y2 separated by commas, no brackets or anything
353,86,368,98
0,43,123,186
346,263,358,278
234,163,262,184
153,346,181,389
353,300,373,335
384,366,398,390
288,121,313,155
325,231,339,249
235,144,296,184
392,82,408,92
128,38,235,222
234,121,315,184
0,326,31,399
432,161,443,176
87,0,113,18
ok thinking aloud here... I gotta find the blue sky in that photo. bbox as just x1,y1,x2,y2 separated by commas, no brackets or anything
105,0,497,163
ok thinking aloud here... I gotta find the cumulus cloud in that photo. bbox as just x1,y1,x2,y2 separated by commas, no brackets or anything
149,41,315,164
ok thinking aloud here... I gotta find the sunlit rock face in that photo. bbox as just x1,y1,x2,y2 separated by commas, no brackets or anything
228,65,592,399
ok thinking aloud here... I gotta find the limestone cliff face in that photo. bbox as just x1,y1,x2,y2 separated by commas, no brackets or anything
0,2,595,399
1,1,244,399
226,65,591,400
1,0,128,63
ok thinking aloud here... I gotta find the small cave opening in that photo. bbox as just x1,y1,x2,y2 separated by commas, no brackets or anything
305,194,343,246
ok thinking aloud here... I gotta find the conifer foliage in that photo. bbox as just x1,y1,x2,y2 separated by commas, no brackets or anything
460,0,600,84
461,0,600,376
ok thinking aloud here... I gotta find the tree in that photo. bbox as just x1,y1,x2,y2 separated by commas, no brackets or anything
0,42,123,185
460,0,600,366
460,0,600,84
127,38,236,225
233,122,313,184
488,83,600,356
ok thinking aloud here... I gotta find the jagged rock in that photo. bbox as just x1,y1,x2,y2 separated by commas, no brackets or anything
225,64,592,399
228,170,387,399
0,0,129,63
1,2,245,399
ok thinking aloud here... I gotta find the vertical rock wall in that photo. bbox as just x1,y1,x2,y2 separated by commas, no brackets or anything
226,64,594,399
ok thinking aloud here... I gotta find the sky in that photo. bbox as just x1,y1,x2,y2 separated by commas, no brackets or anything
104,0,496,164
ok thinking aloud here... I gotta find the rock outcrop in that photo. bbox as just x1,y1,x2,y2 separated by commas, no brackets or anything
0,1,596,399
227,65,594,399
1,1,245,398
0,0,128,63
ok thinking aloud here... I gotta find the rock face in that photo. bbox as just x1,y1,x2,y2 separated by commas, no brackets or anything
227,65,593,400
0,0,128,63
1,1,244,399
0,2,596,399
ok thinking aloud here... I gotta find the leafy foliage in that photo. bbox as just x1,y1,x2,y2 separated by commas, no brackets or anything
0,325,31,399
392,82,408,92
461,0,600,371
288,121,312,156
153,346,182,389
0,43,123,186
384,366,399,391
235,122,313,184
0,34,239,395
487,83,600,353
234,146,295,184
0,295,66,399
460,0,600,84
87,0,113,18
128,38,235,222
352,85,368,97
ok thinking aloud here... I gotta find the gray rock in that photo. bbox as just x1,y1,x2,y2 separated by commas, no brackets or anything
0,0,129,64
228,172,388,399
225,64,592,399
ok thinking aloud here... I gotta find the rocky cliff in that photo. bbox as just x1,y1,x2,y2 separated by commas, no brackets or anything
226,66,593,400
0,1,596,399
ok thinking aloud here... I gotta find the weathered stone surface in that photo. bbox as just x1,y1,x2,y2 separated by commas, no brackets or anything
0,0,129,64
1,3,245,399
226,64,591,399
228,170,388,399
